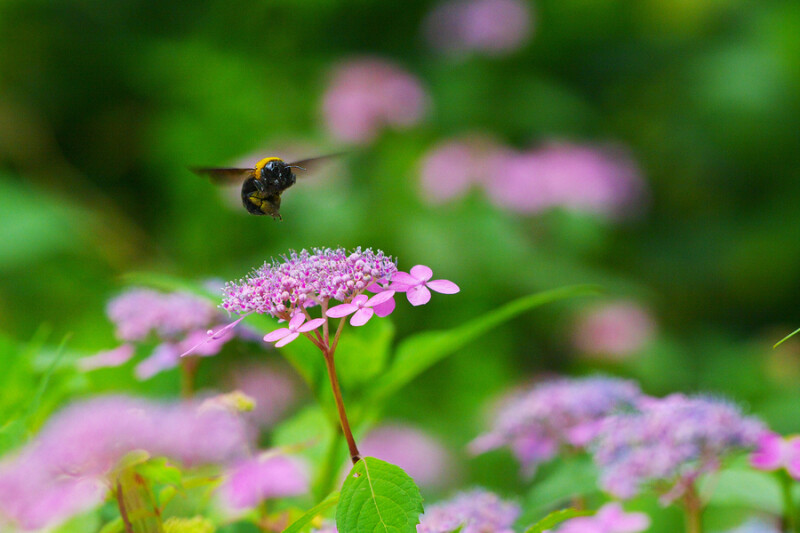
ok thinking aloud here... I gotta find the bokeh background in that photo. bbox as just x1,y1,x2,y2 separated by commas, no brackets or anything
1,0,800,529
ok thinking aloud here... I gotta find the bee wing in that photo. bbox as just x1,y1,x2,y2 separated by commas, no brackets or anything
286,152,346,177
191,167,254,184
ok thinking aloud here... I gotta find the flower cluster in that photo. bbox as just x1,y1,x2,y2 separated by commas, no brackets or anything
423,0,533,57
0,396,249,530
553,503,650,533
218,248,458,348
593,394,765,503
322,59,429,144
219,452,309,511
419,138,646,219
80,287,240,380
572,300,656,361
750,431,800,479
470,376,643,474
416,489,519,533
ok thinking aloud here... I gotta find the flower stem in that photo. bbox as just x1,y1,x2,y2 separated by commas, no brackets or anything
683,484,703,533
323,347,360,464
780,470,798,532
179,357,198,398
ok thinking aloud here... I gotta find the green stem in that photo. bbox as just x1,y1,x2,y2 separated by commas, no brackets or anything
780,470,797,533
683,484,703,533
179,357,198,398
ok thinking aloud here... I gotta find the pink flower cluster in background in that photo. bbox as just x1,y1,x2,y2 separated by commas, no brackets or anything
227,363,299,430
419,138,646,219
322,59,428,144
470,376,642,475
593,394,764,503
572,300,656,361
0,396,249,531
553,503,650,533
358,423,456,489
219,452,309,511
416,489,520,533
423,0,534,56
750,432,800,478
79,288,241,380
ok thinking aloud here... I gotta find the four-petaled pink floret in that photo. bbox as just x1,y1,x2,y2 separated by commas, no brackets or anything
391,265,460,306
264,313,326,347
326,291,396,326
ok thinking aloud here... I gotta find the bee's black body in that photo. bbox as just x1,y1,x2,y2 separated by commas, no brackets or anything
240,159,296,218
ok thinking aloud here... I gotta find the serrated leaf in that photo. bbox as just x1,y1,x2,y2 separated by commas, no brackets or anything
524,508,595,533
366,285,599,404
336,457,423,533
283,491,340,533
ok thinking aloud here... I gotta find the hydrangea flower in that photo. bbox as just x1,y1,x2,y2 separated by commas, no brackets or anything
80,288,240,380
322,58,429,144
749,431,800,479
264,313,326,347
423,0,533,56
392,265,460,306
358,423,456,489
592,394,765,503
218,452,309,511
470,376,643,474
553,503,650,533
572,301,656,361
417,489,519,533
418,136,502,203
0,396,249,530
326,291,396,325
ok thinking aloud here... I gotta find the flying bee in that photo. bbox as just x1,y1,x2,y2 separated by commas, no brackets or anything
192,153,341,220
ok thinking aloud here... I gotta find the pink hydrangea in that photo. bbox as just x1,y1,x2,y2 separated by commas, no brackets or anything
418,136,502,203
417,489,519,533
487,143,646,218
359,423,456,488
470,376,642,475
572,301,656,360
593,394,764,503
322,58,429,144
0,396,249,530
218,452,309,511
227,363,298,429
391,265,460,306
424,0,533,56
554,503,650,533
750,432,800,479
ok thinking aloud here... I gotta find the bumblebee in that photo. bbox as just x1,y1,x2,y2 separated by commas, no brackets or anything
192,154,339,220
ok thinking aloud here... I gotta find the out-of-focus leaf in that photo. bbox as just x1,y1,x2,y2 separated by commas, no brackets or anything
99,518,125,533
706,468,782,514
336,457,423,533
137,458,183,487
524,508,595,533
282,491,340,533
366,285,599,404
520,456,600,525
335,315,395,389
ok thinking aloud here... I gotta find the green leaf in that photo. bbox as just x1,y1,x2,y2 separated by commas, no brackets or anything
335,316,395,389
706,468,782,514
366,285,599,404
524,508,595,533
336,457,423,533
282,491,340,533
774,326,800,348
137,458,183,487
98,518,125,533
519,456,599,525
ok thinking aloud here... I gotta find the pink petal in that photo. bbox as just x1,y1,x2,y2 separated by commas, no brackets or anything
298,318,326,332
366,283,384,292
390,272,418,288
426,279,460,294
409,265,433,281
351,294,369,306
326,303,358,318
350,308,374,326
373,297,395,317
366,290,396,307
180,314,250,357
275,332,300,348
750,432,783,471
77,344,135,371
135,343,180,380
264,328,291,342
288,313,307,330
785,437,800,479
407,285,431,306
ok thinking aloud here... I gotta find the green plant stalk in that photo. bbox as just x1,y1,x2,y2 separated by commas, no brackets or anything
780,470,798,532
115,467,164,533
179,357,199,399
323,348,360,465
683,484,703,533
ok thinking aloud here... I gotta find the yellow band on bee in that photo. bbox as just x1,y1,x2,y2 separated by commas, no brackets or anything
254,157,282,173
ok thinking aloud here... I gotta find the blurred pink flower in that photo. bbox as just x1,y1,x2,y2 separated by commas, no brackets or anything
76,344,135,371
554,503,650,533
322,58,429,144
750,432,800,478
391,265,460,306
326,291,396,326
572,301,656,360
219,452,309,511
0,396,249,530
417,489,519,533
424,0,533,56
359,423,456,488
228,363,299,429
418,136,502,203
487,142,646,218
